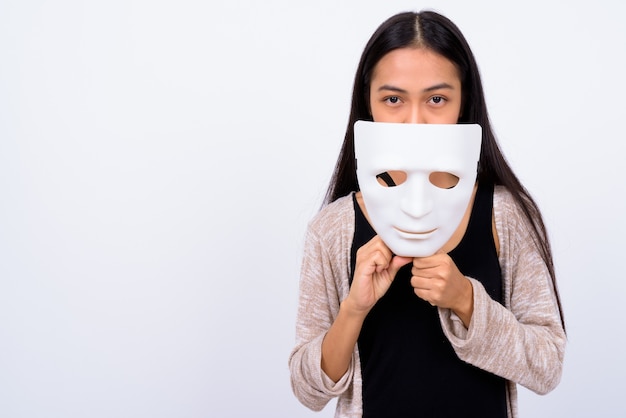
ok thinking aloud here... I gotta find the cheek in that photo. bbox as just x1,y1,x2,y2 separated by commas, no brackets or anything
435,105,463,124
452,98,464,121
369,101,383,121
370,105,401,123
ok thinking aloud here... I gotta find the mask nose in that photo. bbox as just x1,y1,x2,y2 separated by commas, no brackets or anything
400,177,434,218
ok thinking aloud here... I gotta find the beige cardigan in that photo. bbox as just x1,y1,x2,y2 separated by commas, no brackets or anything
289,186,566,417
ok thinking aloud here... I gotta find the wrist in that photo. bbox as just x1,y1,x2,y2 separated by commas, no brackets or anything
340,298,370,321
453,278,474,327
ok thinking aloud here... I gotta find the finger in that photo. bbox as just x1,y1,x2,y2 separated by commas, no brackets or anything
412,256,438,269
365,235,391,252
388,255,412,277
412,254,450,275
412,263,439,278
370,249,393,273
410,274,431,290
359,236,391,258
412,287,436,306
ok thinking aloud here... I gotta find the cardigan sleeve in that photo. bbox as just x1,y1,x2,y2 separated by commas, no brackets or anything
439,187,566,395
288,197,357,411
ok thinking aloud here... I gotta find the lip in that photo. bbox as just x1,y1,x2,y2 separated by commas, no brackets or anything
393,226,438,240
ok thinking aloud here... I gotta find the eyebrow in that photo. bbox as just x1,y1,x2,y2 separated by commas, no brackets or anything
377,83,456,93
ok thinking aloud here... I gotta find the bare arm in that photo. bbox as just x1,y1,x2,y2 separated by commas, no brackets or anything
321,236,411,382
320,299,367,382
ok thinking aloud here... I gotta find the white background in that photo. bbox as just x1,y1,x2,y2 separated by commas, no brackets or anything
1,0,624,417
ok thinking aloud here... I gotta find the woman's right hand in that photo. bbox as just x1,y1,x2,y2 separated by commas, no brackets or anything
322,235,411,381
345,235,412,315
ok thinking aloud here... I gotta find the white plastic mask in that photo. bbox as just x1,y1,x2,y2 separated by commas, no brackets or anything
355,121,482,257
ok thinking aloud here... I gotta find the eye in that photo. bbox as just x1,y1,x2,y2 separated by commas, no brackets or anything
429,96,446,105
384,96,401,105
376,171,407,187
429,172,459,189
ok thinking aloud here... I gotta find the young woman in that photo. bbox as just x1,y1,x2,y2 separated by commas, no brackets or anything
289,10,566,418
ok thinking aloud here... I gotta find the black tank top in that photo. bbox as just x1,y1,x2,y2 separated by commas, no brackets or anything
350,182,507,418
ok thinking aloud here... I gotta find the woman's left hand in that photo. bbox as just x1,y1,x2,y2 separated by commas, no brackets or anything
411,252,474,326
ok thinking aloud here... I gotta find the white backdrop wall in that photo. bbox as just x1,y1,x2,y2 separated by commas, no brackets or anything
1,1,624,417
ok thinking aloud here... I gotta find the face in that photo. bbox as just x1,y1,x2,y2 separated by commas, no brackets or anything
357,47,474,257
369,47,462,124
355,121,481,257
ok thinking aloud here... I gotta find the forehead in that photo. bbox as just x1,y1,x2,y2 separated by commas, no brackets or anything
371,47,461,86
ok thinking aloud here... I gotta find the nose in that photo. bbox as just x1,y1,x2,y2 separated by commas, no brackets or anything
406,104,426,124
399,178,434,218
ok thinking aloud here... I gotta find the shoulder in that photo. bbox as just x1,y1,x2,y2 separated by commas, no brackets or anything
304,193,356,260
493,185,539,260
493,185,526,252
493,185,527,227
308,193,355,235
493,184,543,229
493,185,516,213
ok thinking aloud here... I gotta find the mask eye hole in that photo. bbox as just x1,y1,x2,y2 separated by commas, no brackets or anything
429,172,459,189
376,170,407,187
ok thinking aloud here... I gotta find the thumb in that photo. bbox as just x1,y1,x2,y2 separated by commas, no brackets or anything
388,255,413,278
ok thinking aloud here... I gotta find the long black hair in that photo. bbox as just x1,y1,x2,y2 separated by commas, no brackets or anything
324,10,565,330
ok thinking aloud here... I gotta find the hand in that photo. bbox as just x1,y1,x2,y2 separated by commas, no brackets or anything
345,236,412,316
410,252,474,325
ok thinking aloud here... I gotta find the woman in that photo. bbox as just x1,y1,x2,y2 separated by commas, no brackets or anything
289,10,565,418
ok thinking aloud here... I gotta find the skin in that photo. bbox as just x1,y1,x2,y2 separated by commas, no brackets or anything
322,47,500,383
364,48,473,322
